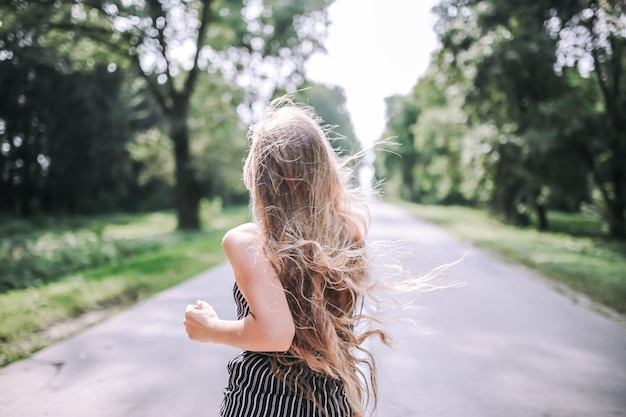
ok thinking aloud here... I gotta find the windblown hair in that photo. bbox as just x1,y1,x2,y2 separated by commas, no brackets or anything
243,98,390,417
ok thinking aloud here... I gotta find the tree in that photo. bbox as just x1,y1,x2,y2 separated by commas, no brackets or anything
2,0,335,229
433,0,603,230
188,71,248,205
377,68,469,205
548,1,626,236
0,34,147,215
378,93,420,201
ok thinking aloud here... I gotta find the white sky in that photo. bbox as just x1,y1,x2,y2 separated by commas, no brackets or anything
305,0,440,145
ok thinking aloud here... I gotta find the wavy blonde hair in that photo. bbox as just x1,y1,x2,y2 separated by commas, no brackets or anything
243,98,391,417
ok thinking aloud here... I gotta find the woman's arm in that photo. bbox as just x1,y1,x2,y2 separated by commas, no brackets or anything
184,223,295,352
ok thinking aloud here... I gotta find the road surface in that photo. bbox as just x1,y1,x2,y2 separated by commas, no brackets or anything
1,203,625,416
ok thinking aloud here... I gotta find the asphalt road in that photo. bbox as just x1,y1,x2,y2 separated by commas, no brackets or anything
1,203,625,417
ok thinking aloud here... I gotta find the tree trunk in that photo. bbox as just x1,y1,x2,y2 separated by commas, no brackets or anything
170,97,201,230
402,152,417,201
607,155,626,238
535,203,548,231
589,31,626,238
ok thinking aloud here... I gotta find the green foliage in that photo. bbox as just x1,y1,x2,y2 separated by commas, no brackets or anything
433,1,583,226
377,93,419,201
126,128,176,187
189,72,249,204
380,0,625,237
432,0,625,235
377,69,470,205
411,105,466,204
0,0,337,230
0,199,231,293
0,52,149,215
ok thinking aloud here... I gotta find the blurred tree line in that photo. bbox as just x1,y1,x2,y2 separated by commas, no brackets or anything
0,0,357,229
377,0,625,238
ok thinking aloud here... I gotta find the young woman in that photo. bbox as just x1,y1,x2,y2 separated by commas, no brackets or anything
184,99,389,417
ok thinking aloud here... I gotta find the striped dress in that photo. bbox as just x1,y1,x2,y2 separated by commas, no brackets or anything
219,283,352,417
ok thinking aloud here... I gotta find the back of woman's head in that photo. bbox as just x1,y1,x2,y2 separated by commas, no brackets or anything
244,101,348,239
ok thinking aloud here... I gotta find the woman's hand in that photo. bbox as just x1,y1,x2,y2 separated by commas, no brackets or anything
184,300,219,343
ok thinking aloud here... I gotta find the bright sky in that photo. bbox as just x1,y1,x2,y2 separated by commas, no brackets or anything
305,0,440,146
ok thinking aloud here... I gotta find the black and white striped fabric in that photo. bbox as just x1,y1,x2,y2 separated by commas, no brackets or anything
218,284,352,417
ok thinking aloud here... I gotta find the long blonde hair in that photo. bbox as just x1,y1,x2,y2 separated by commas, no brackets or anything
243,98,390,417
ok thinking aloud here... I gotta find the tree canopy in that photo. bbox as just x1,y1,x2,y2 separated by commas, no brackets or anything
378,0,625,237
0,0,338,228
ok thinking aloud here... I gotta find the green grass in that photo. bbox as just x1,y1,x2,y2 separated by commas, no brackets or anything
0,203,249,366
0,199,233,292
399,202,626,315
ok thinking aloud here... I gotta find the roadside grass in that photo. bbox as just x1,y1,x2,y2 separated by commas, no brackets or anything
0,203,249,367
0,199,233,292
398,202,626,315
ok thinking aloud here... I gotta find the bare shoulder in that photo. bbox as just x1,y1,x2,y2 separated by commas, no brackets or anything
222,222,261,250
222,223,276,284
222,223,266,271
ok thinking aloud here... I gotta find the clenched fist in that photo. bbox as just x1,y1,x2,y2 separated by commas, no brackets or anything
183,300,220,343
